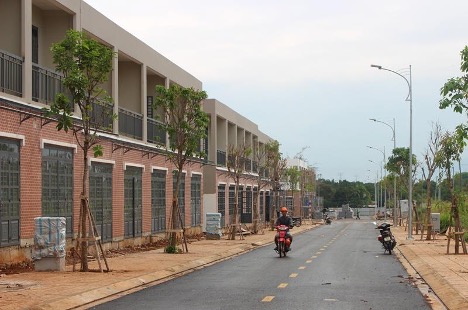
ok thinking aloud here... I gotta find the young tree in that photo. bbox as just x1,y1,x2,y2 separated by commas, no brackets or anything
154,84,209,251
266,141,287,229
437,131,467,254
421,122,443,240
250,142,272,234
225,143,251,240
386,147,418,199
44,30,115,272
285,166,301,215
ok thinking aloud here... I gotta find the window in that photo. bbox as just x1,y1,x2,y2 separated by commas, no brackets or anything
217,184,226,227
172,171,185,227
90,162,113,242
260,191,264,219
228,185,235,222
32,26,38,64
242,186,252,223
42,145,73,236
124,166,142,238
151,170,166,233
191,174,201,226
0,139,20,246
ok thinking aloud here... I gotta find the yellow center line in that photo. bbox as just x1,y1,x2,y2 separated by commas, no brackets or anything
262,296,275,302
320,248,325,251
278,283,288,288
298,266,306,270
289,273,298,278
316,251,322,255
306,260,312,263
311,255,318,258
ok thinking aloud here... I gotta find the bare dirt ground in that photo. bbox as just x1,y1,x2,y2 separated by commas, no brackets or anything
0,234,205,275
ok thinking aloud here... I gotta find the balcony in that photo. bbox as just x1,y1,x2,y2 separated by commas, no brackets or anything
244,157,252,172
217,150,226,167
32,63,67,105
119,107,142,140
90,102,113,132
147,117,166,145
0,50,23,97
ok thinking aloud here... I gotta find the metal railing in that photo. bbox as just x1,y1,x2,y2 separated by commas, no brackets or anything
217,150,226,167
147,117,166,145
244,157,252,172
118,107,143,140
32,63,66,105
0,50,23,97
89,102,113,131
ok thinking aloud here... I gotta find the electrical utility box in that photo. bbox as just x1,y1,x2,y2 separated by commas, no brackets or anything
431,213,440,233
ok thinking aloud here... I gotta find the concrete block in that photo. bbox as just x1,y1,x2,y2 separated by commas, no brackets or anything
34,257,65,271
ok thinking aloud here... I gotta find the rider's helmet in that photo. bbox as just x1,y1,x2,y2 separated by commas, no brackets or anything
280,207,288,214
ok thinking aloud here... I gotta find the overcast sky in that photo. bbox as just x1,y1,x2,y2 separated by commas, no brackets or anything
85,0,468,182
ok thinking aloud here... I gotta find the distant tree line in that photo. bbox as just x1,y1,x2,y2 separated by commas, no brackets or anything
318,172,468,210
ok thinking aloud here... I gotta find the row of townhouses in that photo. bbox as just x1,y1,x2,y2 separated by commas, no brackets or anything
0,0,315,265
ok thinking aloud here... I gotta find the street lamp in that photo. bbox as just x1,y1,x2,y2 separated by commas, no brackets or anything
367,146,386,220
371,64,413,240
370,118,398,226
369,159,380,217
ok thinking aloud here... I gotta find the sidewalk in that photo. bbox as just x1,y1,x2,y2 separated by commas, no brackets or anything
0,220,467,310
392,225,468,310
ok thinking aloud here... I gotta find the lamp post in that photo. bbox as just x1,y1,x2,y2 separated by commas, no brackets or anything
369,160,380,217
371,64,413,240
369,118,398,226
367,146,386,220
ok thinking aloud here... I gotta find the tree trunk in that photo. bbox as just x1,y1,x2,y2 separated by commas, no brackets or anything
80,140,90,271
252,190,259,234
170,166,183,248
230,176,240,240
425,178,432,240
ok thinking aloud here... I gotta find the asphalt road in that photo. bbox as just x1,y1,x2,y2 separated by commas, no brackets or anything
91,219,431,310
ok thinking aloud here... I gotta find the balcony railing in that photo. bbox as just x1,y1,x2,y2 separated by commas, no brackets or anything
32,63,67,105
217,150,226,167
0,50,23,97
119,107,142,140
147,117,166,145
90,102,113,132
244,158,252,172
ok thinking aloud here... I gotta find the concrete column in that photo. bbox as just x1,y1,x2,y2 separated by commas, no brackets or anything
141,64,147,143
21,0,32,102
112,47,119,134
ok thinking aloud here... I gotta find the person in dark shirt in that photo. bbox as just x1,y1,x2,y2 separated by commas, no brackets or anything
274,207,293,251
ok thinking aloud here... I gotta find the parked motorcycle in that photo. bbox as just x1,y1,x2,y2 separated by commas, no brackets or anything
292,217,302,227
375,222,397,254
325,215,331,225
275,225,291,257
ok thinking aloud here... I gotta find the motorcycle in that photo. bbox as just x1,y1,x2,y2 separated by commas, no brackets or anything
375,222,397,254
325,215,331,225
292,217,302,227
275,225,292,257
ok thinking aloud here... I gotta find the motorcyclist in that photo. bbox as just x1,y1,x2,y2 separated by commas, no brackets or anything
274,207,293,251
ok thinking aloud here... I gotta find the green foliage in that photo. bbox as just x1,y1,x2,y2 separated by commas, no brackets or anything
154,84,209,165
440,46,468,140
385,147,417,194
164,245,182,254
44,29,115,156
440,212,451,234
320,179,371,208
285,166,301,192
